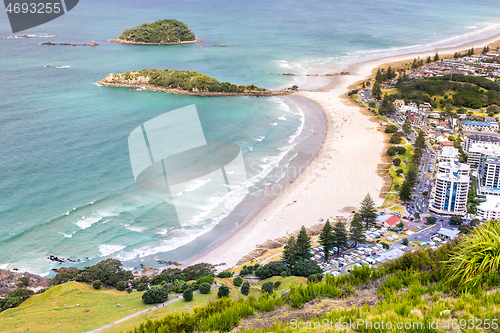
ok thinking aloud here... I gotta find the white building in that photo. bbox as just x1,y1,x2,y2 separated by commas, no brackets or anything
462,120,499,133
438,147,459,162
467,143,500,169
430,160,470,216
477,154,500,196
477,195,500,220
437,228,460,240
464,133,500,152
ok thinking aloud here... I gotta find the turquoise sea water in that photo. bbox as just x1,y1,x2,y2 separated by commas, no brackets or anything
1,0,499,275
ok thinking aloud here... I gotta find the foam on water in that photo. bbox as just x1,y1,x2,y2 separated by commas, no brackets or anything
99,244,126,257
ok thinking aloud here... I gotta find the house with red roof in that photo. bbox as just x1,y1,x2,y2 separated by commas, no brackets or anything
376,214,402,228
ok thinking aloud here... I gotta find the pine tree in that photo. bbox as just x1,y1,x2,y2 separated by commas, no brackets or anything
349,213,365,249
434,52,439,61
402,117,411,136
426,56,432,64
454,52,459,59
283,236,298,268
295,226,312,261
399,180,413,203
372,82,382,101
415,130,426,149
332,221,348,256
359,194,377,229
375,68,382,83
319,220,334,260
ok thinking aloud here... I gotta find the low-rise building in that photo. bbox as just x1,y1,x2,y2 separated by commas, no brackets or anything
375,214,401,228
437,228,460,240
477,195,500,220
462,120,499,133
464,133,500,152
438,147,459,162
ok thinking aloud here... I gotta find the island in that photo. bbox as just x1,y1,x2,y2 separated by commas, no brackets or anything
97,69,293,96
109,19,201,45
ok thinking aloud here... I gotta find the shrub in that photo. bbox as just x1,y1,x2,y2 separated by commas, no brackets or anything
116,281,126,291
17,276,30,287
273,281,282,289
93,280,101,290
381,242,390,249
402,238,409,246
8,288,33,301
183,263,216,281
396,146,406,155
390,136,402,144
183,288,193,301
233,276,243,287
241,282,250,296
393,158,401,166
217,271,233,278
217,285,230,298
280,271,287,278
261,282,274,294
291,260,322,277
199,282,211,294
240,267,249,276
142,287,168,304
197,274,214,286
127,288,133,294
0,296,22,311
137,283,149,292
385,125,398,133
396,169,404,175
427,216,437,224
255,261,287,279
307,274,323,283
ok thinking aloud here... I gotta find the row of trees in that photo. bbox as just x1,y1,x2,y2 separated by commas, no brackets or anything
399,130,426,203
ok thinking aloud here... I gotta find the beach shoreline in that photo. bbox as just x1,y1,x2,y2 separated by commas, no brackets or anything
178,31,500,271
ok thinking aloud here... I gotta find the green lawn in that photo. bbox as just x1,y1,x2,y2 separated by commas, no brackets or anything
0,282,147,333
102,291,219,333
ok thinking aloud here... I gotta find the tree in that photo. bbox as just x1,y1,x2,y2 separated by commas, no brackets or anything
93,280,101,290
450,216,463,225
142,287,168,304
183,263,216,281
396,169,404,176
137,283,149,292
459,224,474,234
402,118,411,136
434,52,440,61
385,124,398,133
399,180,413,203
183,287,193,301
217,285,230,298
233,276,243,287
393,158,401,166
197,275,214,286
199,282,211,294
349,213,365,248
291,260,322,277
241,282,250,296
381,242,390,249
295,226,312,261
319,220,334,260
402,238,409,246
255,261,288,279
372,82,382,101
116,281,126,291
332,221,348,256
75,259,134,287
359,194,377,228
261,282,274,294
282,236,298,268
426,56,432,64
427,216,437,225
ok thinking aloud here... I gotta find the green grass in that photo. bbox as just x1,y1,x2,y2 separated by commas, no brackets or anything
102,291,219,333
389,205,406,214
0,282,146,332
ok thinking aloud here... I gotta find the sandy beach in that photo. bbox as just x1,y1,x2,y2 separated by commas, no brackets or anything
184,31,500,270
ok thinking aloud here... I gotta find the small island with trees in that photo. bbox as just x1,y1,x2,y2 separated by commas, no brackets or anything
110,19,201,45
98,69,294,96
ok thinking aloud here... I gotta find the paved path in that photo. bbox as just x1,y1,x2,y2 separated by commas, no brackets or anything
87,295,182,332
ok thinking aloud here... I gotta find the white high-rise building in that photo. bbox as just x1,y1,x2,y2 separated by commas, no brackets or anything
430,160,470,216
464,133,500,152
467,143,500,169
477,155,500,196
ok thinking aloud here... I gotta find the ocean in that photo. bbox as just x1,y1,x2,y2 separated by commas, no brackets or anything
1,0,499,276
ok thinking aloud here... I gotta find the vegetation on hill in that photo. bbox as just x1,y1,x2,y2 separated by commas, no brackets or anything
118,19,196,44
101,69,269,94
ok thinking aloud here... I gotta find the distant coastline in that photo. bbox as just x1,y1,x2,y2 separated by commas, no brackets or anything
108,37,202,45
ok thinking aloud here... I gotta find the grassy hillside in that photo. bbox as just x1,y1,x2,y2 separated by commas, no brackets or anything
0,281,145,332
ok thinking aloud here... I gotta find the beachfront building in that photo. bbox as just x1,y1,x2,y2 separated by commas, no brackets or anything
461,120,499,133
467,143,500,169
464,133,500,152
477,195,500,220
477,153,500,196
429,160,470,216
375,214,401,228
438,147,459,162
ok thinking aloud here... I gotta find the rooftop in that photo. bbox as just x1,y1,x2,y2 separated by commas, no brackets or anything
437,228,460,239
477,195,500,213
